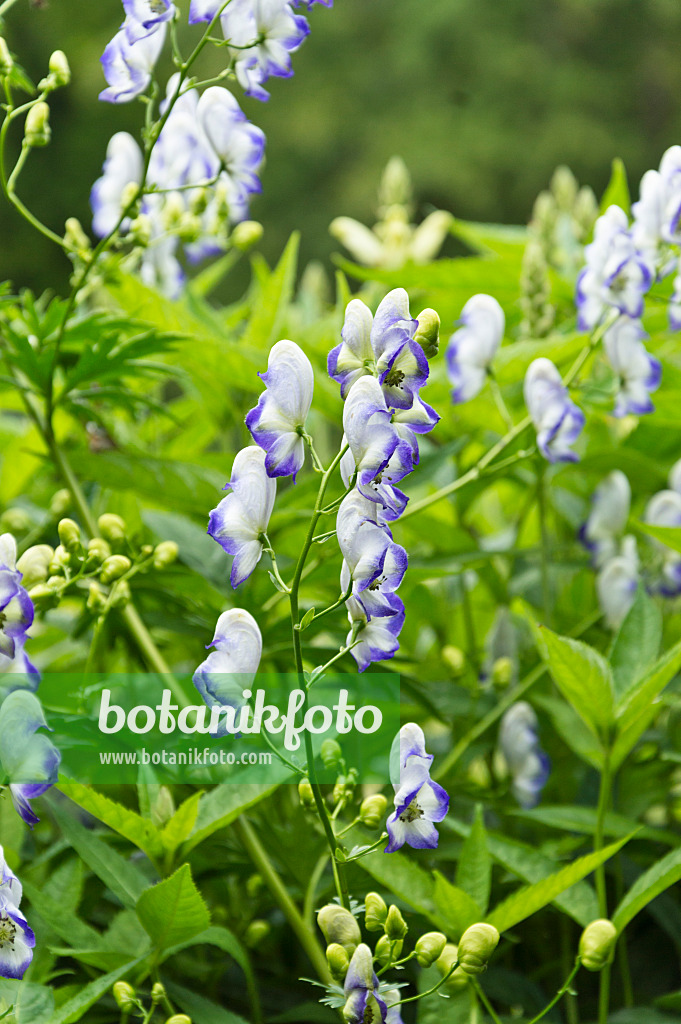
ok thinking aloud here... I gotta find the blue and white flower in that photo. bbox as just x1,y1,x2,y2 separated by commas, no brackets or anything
645,489,681,596
100,18,166,104
632,146,681,254
446,294,505,403
90,132,143,237
0,536,37,680
196,86,266,205
340,446,408,522
603,317,661,417
669,458,681,495
193,608,262,716
342,377,413,510
498,702,549,808
596,535,640,626
0,690,60,827
580,470,631,568
385,723,449,853
220,0,310,102
336,491,407,596
0,847,34,980
122,0,176,41
246,340,314,480
524,358,585,463
342,944,387,1024
346,595,404,673
208,446,277,587
576,206,652,331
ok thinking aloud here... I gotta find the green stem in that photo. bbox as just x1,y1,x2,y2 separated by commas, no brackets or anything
387,962,461,1008
595,752,613,1024
235,817,331,984
537,459,551,627
525,961,581,1024
471,979,503,1024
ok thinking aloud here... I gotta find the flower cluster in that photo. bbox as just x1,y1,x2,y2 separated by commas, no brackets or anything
0,847,34,980
0,534,38,679
385,723,449,852
330,290,439,670
498,702,550,808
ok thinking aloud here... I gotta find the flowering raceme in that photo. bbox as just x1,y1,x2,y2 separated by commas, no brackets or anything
0,534,38,678
385,724,449,852
576,205,652,331
208,446,276,587
603,317,661,417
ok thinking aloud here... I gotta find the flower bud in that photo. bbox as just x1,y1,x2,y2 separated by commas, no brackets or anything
58,518,82,554
317,905,361,955
100,554,131,584
246,874,263,898
153,541,178,570
113,981,136,1011
109,579,131,609
85,537,111,569
364,892,387,932
48,49,70,86
16,545,53,589
129,213,152,247
28,580,61,611
374,933,402,967
49,489,71,517
492,656,514,688
165,1017,192,1024
64,217,90,254
414,308,440,359
415,931,447,967
25,102,51,147
150,785,175,827
359,793,387,828
579,919,617,972
48,545,70,575
326,942,349,981
298,779,315,809
333,774,354,804
320,738,342,769
87,581,107,614
551,164,578,212
457,923,500,976
231,220,263,251
244,919,270,948
151,982,166,1004
97,513,126,545
435,943,469,991
384,905,408,941
120,181,140,211
0,508,31,533
442,644,465,676
0,38,13,76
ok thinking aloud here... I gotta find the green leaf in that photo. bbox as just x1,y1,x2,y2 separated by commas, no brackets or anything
507,805,677,846
50,800,147,909
600,157,630,215
615,638,681,732
535,695,604,769
165,981,250,1024
183,784,278,854
45,959,144,1024
160,791,203,855
58,781,164,863
609,587,662,701
21,879,101,951
613,847,681,932
486,835,630,933
533,624,614,735
431,872,482,938
136,863,210,951
455,805,491,913
241,232,299,350
637,522,681,556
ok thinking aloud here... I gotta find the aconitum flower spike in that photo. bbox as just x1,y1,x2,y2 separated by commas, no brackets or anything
446,294,505,403
0,846,35,979
193,608,262,714
328,298,374,400
385,723,449,853
0,534,38,679
0,690,60,827
208,446,276,587
603,317,661,417
524,358,585,463
346,595,404,672
196,87,266,202
576,205,652,330
340,446,408,523
246,339,314,479
99,19,166,104
498,702,549,808
580,470,631,568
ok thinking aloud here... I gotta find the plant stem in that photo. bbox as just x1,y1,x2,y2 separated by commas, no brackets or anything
525,961,581,1024
471,979,503,1024
235,817,331,984
536,459,552,627
595,751,613,1024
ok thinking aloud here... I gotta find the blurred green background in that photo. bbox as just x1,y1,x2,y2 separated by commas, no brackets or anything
2,0,681,293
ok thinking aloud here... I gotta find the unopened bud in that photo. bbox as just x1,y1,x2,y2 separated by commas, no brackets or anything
374,933,402,967
246,874,263,898
298,780,315,809
551,165,578,212
317,905,361,955
64,217,90,253
0,508,31,533
28,580,60,611
435,943,469,991
48,545,70,575
414,308,440,359
87,580,107,614
326,941,350,980
320,738,342,769
151,982,166,1004
129,213,152,246
364,892,387,932
85,537,111,569
492,656,513,688
0,38,13,76
58,518,81,553
113,981,136,1011
359,793,387,828
49,489,71,517
333,775,354,804
244,919,270,948
153,541,178,569
16,545,53,589
579,919,617,972
385,905,408,941
150,785,175,827
109,579,131,608
165,1017,192,1024
231,220,263,251
457,923,500,975
97,513,126,545
25,102,51,147
120,181,140,211
100,554,131,584
48,49,70,86
415,931,447,967
442,644,465,676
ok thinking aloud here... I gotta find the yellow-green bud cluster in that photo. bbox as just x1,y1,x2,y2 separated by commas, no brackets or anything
165,1016,192,1024
0,508,31,533
100,555,131,585
25,102,51,147
435,943,469,991
320,738,342,769
113,981,137,1012
244,919,270,948
374,933,401,967
326,941,350,981
364,892,387,932
415,931,447,967
457,923,500,976
413,307,440,359
17,545,53,589
519,238,554,340
153,541,179,569
359,793,387,828
298,779,315,809
579,919,617,972
317,905,361,955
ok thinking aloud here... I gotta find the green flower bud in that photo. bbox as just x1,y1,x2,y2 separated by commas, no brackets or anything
457,923,500,976
364,892,387,932
231,220,263,250
165,1017,192,1024
109,579,131,609
415,931,447,967
333,774,354,804
326,942,350,981
435,943,469,991
97,513,126,545
0,38,14,76
413,308,440,359
298,779,315,809
153,541,179,569
0,508,31,533
491,656,514,688
150,785,175,827
385,905,408,941
48,49,70,86
87,581,107,614
16,545,53,589
129,213,152,247
120,181,140,211
245,873,263,898
100,555,131,584
579,919,617,972
320,738,342,769
442,644,465,676
151,982,166,1004
113,981,136,1011
28,580,61,611
317,905,361,955
25,101,51,147
374,933,402,967
48,545,70,575
85,537,111,569
551,164,578,212
57,518,82,553
49,489,71,517
359,793,387,828
244,919,270,948
64,217,90,254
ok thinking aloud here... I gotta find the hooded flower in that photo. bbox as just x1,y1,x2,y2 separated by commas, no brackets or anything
580,470,631,568
0,847,34,980
0,690,60,827
122,0,176,40
336,491,407,596
576,205,652,331
340,446,408,523
603,317,661,417
246,340,314,479
385,723,449,853
208,446,277,587
196,86,266,205
193,608,262,715
645,489,681,596
342,944,387,1023
446,294,505,403
524,358,585,463
219,0,310,102
498,702,550,808
632,146,681,255
100,18,166,104
90,132,143,237
596,535,640,626
0,535,38,680
342,377,413,510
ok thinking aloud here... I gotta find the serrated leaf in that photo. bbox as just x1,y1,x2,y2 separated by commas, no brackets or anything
182,784,278,854
613,847,681,932
486,835,630,933
535,695,604,769
21,879,101,951
58,781,165,863
615,638,681,732
455,805,491,913
136,863,210,951
609,587,662,701
533,624,614,736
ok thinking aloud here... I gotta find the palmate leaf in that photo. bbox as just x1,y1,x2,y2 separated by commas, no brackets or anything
61,316,180,393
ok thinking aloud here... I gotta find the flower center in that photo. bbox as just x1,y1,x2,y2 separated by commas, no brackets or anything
399,798,424,824
0,913,17,949
149,0,167,12
368,575,386,592
383,368,405,388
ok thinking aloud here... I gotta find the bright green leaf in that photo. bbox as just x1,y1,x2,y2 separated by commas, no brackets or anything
136,863,210,951
455,805,492,913
533,624,614,735
613,847,681,932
